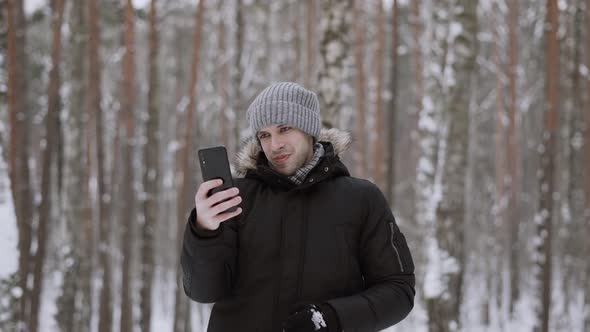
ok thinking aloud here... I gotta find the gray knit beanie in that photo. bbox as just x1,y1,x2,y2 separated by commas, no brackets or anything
247,82,321,140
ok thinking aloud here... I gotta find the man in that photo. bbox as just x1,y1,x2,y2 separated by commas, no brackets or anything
181,82,415,332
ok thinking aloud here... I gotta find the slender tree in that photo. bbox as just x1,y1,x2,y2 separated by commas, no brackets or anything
5,1,34,328
423,0,478,330
585,1,590,328
561,0,585,321
373,0,386,189
317,0,352,128
30,1,66,332
120,1,137,331
535,0,558,331
140,1,160,331
87,0,113,331
491,1,506,315
174,1,206,331
291,1,302,82
386,0,399,204
217,0,230,149
352,0,367,178
55,0,91,330
305,0,317,88
584,0,590,331
233,0,244,146
507,0,521,316
411,0,424,120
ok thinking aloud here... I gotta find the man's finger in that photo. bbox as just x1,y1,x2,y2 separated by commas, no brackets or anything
207,187,239,206
196,179,224,200
211,195,242,216
213,207,242,224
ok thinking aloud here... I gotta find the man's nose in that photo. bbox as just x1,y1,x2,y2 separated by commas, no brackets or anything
271,136,284,150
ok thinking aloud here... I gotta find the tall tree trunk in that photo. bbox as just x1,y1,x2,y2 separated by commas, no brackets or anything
535,0,558,331
585,0,590,329
5,1,34,328
424,0,478,331
416,0,444,309
174,1,206,331
507,0,521,317
562,0,585,321
30,1,66,331
491,1,506,314
317,0,352,128
291,2,302,82
88,0,113,330
217,0,230,149
409,0,424,230
305,0,317,88
140,1,159,331
233,0,244,146
410,0,423,119
120,1,137,331
373,0,386,190
386,0,399,205
56,0,91,330
352,0,367,178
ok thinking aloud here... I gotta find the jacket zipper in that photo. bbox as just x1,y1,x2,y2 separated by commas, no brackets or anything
389,222,405,273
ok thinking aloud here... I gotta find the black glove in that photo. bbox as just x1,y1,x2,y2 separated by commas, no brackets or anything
282,303,341,332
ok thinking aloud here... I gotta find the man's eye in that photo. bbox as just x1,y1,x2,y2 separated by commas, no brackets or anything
280,126,291,132
258,134,269,140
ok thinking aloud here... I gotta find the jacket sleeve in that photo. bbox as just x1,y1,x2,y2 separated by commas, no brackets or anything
326,183,416,331
180,207,239,303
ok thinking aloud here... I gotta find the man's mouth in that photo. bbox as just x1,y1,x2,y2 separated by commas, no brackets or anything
272,154,290,164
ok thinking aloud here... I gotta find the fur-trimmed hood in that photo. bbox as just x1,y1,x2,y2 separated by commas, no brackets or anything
234,127,352,177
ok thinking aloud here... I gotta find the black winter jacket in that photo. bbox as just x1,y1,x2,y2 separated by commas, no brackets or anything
181,128,415,332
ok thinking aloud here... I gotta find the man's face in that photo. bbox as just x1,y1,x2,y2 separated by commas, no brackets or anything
257,124,314,176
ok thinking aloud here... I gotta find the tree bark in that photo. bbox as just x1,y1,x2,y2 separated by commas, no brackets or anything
424,0,478,330
120,1,137,331
386,0,399,205
373,0,386,190
30,1,66,331
140,1,159,331
410,0,423,118
586,0,590,225
317,0,352,128
233,0,244,145
535,0,558,331
5,1,34,328
585,0,590,328
56,0,92,330
87,0,113,331
352,0,367,178
305,0,317,88
507,0,521,316
217,0,230,149
292,2,302,82
174,1,206,331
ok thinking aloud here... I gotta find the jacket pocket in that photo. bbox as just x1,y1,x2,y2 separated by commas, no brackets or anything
388,222,413,273
388,222,404,272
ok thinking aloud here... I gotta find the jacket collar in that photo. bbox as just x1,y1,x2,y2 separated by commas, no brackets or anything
233,128,352,190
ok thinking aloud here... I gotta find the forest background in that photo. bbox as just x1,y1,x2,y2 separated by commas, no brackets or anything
1,0,589,331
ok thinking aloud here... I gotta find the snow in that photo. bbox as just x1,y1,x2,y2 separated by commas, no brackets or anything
0,150,18,280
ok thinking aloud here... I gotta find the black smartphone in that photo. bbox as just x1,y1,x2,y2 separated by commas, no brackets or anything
198,146,237,212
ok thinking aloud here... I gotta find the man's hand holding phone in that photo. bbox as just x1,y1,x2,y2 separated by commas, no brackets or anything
194,179,242,231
